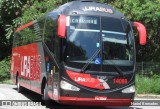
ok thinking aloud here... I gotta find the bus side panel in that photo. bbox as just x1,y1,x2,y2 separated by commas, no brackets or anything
12,43,41,92
30,42,46,94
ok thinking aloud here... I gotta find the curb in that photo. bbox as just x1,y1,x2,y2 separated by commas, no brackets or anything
136,94,160,99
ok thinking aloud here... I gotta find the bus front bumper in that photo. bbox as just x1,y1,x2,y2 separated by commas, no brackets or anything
59,96,133,106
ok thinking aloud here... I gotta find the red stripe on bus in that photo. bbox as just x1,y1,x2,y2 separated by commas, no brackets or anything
16,22,33,32
60,96,131,101
59,96,132,106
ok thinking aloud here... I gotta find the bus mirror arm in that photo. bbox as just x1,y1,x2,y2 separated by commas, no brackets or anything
133,22,147,45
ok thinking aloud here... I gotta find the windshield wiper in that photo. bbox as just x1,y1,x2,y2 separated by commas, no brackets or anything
80,49,101,73
103,51,124,77
80,48,124,77
80,49,124,77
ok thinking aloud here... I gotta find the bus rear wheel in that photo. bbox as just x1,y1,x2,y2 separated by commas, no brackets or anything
17,76,23,93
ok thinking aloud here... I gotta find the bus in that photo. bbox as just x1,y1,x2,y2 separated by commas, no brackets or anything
11,0,147,106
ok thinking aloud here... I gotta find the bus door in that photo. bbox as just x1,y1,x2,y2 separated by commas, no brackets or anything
44,15,60,100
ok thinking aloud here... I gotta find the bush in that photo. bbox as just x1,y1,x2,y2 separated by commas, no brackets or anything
0,57,10,82
136,74,160,94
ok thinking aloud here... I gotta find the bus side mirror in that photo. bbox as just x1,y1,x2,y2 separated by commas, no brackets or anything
134,22,147,45
58,15,66,38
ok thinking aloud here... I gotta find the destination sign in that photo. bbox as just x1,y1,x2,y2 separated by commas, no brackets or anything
70,17,98,24
69,16,100,30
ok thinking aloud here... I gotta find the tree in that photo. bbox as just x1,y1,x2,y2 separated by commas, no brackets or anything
103,0,160,62
0,0,61,60
0,0,27,60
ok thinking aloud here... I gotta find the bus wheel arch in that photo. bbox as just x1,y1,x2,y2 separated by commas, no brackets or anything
41,77,46,95
41,77,49,104
16,72,18,85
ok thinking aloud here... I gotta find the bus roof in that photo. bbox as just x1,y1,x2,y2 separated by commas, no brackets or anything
52,0,125,19
16,0,125,32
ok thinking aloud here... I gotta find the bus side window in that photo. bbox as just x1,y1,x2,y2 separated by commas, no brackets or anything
15,26,37,46
53,19,60,62
44,16,60,62
44,17,55,53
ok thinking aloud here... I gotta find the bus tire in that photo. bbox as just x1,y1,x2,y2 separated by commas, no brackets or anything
17,76,23,93
42,83,50,105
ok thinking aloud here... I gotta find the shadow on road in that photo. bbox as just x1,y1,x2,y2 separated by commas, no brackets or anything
13,87,42,101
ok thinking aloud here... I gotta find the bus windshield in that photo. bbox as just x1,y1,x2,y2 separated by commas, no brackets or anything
65,16,134,73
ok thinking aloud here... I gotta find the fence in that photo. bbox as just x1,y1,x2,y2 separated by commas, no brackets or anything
136,62,160,76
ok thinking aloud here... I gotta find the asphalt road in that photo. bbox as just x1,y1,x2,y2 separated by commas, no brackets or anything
0,84,160,109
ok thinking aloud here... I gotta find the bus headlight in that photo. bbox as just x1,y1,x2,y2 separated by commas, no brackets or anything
60,80,80,91
122,85,135,93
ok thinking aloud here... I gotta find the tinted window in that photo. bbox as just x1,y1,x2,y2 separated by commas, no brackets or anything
44,15,60,61
14,25,37,47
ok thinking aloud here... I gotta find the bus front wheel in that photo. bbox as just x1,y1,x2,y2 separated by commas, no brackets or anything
42,83,49,105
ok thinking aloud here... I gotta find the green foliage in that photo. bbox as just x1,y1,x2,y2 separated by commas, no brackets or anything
0,0,26,38
0,0,27,60
0,80,12,84
3,0,61,39
136,75,160,94
139,63,160,77
0,0,62,60
108,0,160,62
20,0,59,24
0,57,10,82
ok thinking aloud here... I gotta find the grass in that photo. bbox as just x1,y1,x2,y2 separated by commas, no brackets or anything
136,75,160,94
0,79,12,85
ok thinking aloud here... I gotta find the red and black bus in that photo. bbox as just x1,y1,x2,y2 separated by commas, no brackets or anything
11,0,147,106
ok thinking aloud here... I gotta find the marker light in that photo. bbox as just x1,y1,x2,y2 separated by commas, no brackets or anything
60,80,80,91
122,85,135,93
